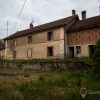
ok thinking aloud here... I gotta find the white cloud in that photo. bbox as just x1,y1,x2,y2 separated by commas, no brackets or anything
0,0,100,39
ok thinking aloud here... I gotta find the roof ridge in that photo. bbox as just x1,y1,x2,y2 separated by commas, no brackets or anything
6,15,76,35
5,15,78,40
33,15,76,28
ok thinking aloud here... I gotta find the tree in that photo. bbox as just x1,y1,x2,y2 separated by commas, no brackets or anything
94,40,100,65
93,40,100,79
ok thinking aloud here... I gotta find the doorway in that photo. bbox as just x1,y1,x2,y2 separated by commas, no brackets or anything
69,47,74,57
88,45,95,57
13,50,16,59
47,47,53,56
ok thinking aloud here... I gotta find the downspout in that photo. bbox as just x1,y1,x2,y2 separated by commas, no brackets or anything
64,25,67,59
63,15,79,59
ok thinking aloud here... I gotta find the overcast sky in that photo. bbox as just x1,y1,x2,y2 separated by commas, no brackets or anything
0,0,100,39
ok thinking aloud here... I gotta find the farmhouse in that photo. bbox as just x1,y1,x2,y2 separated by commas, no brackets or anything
1,10,100,59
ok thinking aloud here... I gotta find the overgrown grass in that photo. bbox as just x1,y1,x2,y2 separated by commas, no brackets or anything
0,57,95,64
0,68,100,100
68,57,95,65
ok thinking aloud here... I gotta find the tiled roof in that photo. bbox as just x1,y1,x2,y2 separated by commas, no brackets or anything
5,15,78,40
68,15,100,32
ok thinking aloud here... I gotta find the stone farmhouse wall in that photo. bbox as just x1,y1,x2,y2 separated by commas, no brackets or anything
0,60,91,71
5,27,64,59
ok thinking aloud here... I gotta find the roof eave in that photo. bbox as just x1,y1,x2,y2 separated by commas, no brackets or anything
4,25,65,40
67,24,100,32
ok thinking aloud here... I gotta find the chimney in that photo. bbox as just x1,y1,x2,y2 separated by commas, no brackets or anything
82,11,86,20
30,23,33,29
72,10,76,16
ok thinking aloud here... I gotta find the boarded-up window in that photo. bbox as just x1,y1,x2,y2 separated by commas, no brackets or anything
27,48,32,58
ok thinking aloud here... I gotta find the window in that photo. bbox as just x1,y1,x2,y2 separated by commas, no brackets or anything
47,31,53,41
28,35,32,44
13,50,16,59
27,48,32,58
47,47,53,56
76,46,81,54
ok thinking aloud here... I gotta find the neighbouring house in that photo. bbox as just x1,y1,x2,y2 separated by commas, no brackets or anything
67,11,100,57
2,10,100,60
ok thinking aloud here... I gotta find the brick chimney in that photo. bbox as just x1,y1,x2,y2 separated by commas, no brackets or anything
72,10,76,16
30,23,33,29
82,11,86,20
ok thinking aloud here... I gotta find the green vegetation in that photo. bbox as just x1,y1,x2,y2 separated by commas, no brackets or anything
94,40,100,65
0,57,94,64
0,67,100,100
0,40,100,100
93,40,100,79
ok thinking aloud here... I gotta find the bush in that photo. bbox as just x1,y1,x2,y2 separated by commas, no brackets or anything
93,40,100,79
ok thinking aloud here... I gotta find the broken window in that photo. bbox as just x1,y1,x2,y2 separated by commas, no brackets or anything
47,47,53,56
47,31,53,41
76,46,81,54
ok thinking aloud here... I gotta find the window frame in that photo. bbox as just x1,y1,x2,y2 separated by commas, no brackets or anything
47,31,53,41
76,46,81,54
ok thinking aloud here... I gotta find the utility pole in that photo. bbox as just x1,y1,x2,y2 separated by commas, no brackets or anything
99,6,100,14
7,21,8,37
